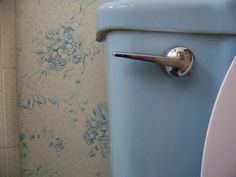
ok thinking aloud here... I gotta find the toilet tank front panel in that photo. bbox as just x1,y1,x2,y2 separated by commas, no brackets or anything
106,31,236,177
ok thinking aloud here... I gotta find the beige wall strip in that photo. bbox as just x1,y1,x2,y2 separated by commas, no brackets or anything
0,0,20,176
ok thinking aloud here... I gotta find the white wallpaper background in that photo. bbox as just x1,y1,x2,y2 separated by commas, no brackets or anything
16,0,110,176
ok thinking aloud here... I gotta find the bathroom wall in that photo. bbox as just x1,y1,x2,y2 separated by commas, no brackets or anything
16,0,110,177
0,0,21,176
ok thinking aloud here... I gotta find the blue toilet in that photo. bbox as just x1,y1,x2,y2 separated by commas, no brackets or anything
96,1,236,177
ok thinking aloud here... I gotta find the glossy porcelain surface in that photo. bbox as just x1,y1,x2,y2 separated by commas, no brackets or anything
97,0,236,41
106,31,236,177
201,57,236,177
97,0,236,177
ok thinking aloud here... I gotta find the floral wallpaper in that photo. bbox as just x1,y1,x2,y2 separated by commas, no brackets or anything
84,103,109,159
16,0,110,177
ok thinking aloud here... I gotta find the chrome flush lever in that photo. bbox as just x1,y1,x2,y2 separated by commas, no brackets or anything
113,47,194,77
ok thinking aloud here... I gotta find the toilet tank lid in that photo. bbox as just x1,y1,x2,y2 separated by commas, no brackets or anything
96,0,236,42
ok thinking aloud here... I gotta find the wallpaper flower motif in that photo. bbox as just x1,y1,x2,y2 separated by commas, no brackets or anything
84,103,110,159
35,25,100,77
19,128,68,161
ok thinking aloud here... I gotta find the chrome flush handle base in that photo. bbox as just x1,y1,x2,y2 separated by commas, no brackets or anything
113,47,194,77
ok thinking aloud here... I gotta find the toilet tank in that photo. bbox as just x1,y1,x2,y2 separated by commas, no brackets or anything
96,1,236,177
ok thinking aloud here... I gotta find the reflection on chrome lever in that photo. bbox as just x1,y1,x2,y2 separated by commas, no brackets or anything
113,47,194,77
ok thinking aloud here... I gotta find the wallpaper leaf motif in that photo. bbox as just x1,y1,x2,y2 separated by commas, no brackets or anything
23,166,62,177
19,94,75,111
19,131,31,160
84,103,110,158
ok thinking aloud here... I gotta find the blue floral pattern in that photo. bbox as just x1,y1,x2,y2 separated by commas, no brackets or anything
35,26,100,76
84,103,110,158
17,0,110,177
19,128,68,160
